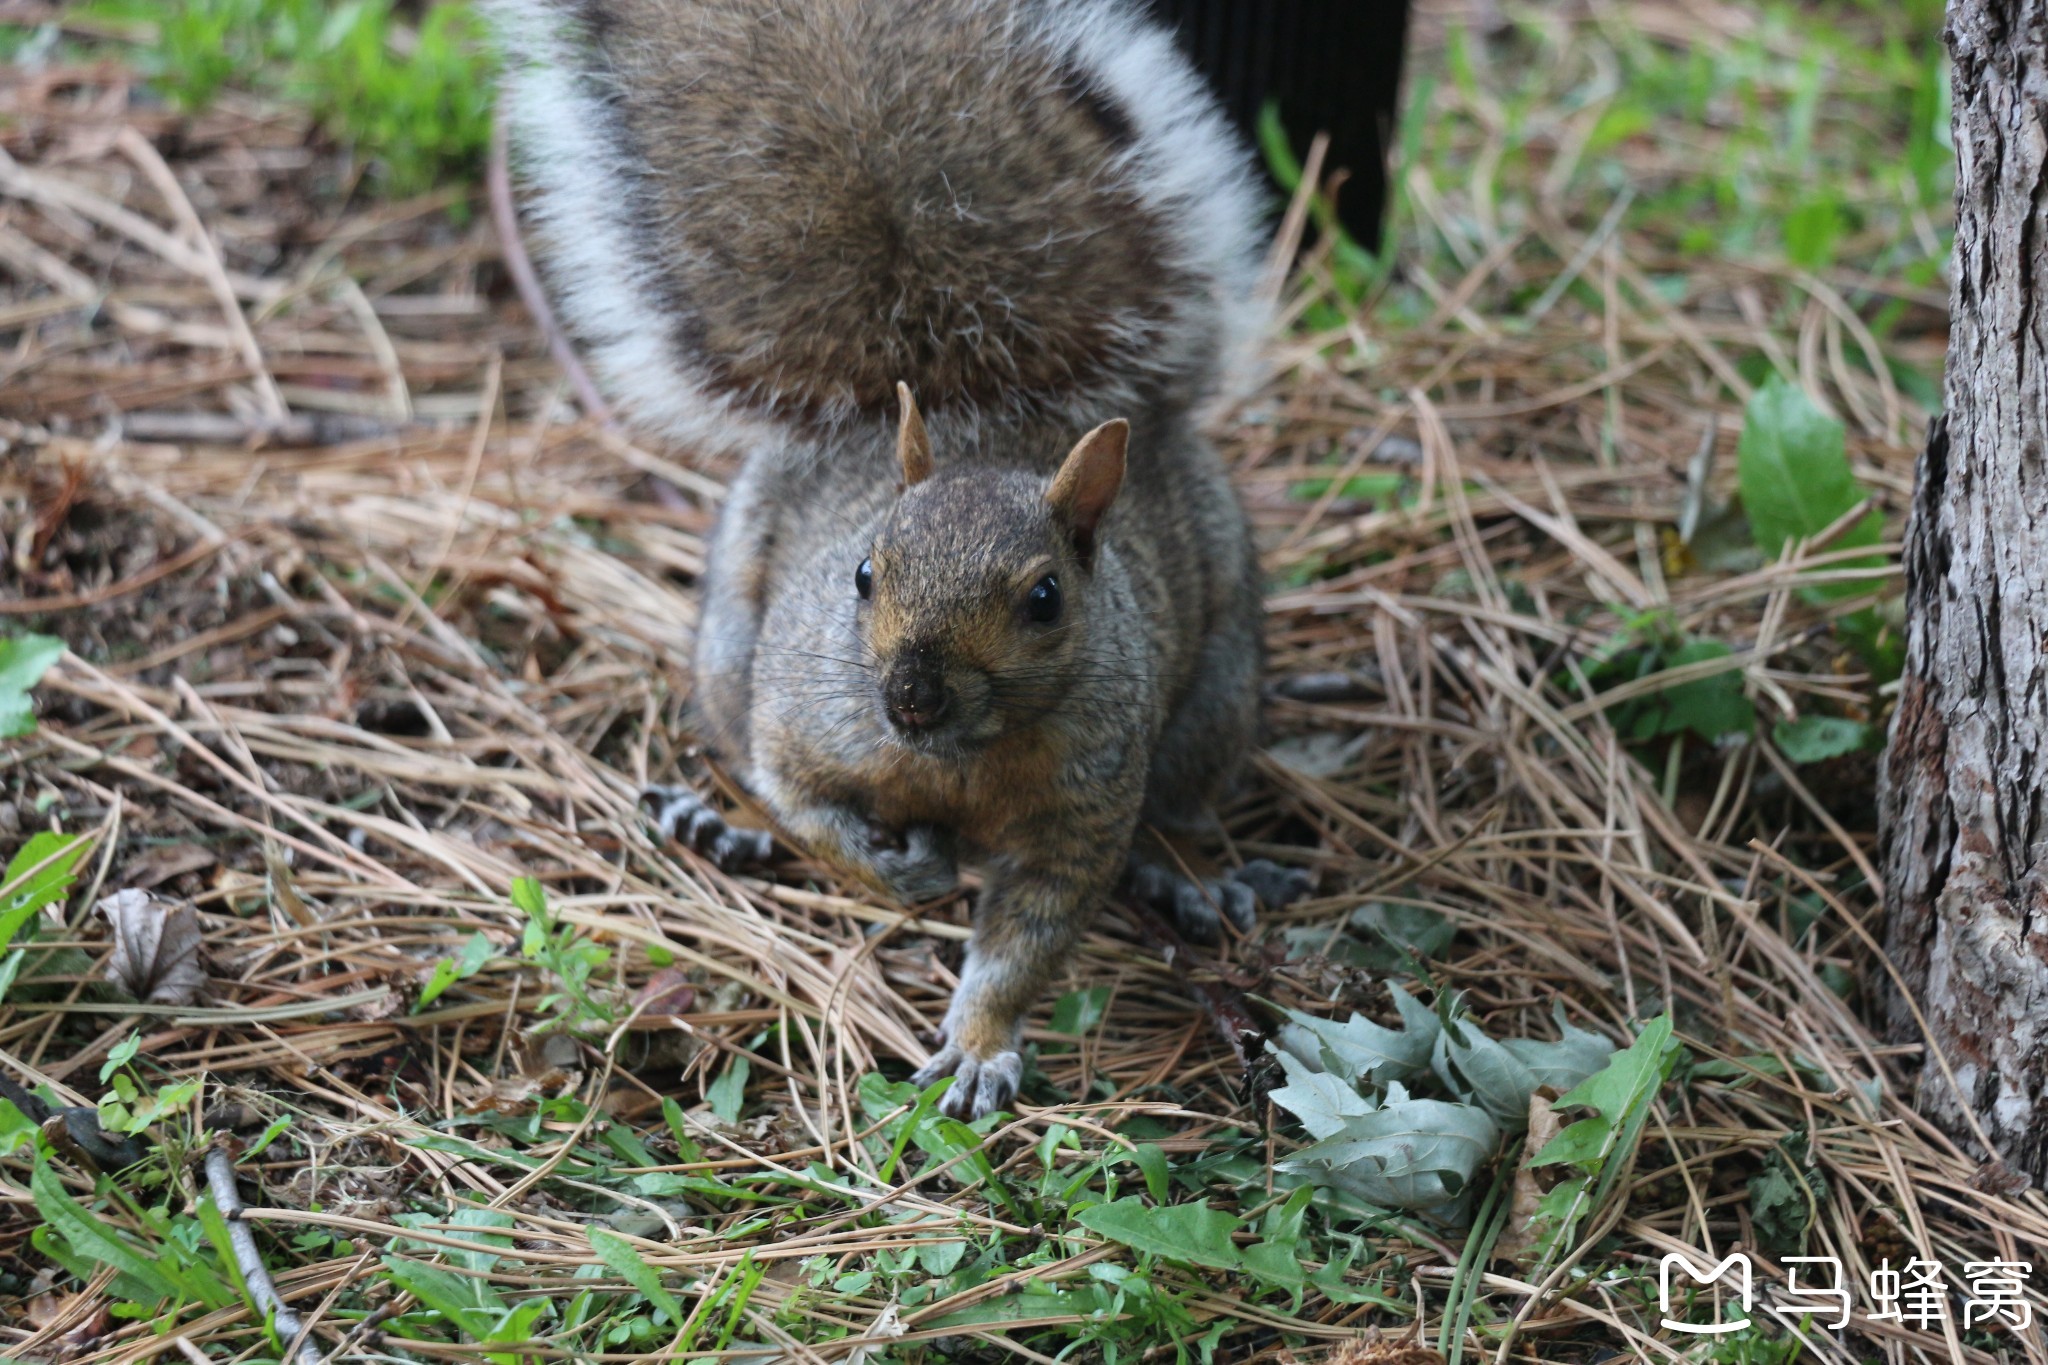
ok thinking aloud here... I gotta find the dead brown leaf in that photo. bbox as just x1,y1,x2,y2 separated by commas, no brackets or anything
119,842,217,890
96,888,206,1005
263,842,317,928
21,1273,69,1331
624,966,697,1025
1494,1089,1563,1269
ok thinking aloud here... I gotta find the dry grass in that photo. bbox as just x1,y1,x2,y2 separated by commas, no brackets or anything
2,2,2040,1362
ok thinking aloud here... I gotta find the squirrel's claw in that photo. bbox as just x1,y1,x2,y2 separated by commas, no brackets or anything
912,1042,1021,1120
642,784,773,870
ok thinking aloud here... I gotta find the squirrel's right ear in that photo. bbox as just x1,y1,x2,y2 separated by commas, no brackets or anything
1048,418,1128,563
896,382,932,488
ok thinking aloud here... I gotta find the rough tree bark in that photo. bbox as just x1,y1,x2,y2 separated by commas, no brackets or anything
1880,0,2048,1184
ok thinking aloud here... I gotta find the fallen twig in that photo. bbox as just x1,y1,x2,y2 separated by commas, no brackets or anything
488,97,614,429
202,1145,324,1365
118,409,409,446
0,1071,146,1171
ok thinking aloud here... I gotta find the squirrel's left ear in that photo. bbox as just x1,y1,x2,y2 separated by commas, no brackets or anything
897,382,932,487
1048,418,1128,562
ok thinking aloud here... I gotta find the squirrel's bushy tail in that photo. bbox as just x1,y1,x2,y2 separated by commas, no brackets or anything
490,0,1268,453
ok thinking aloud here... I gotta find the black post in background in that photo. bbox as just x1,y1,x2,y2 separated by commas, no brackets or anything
1148,0,1410,252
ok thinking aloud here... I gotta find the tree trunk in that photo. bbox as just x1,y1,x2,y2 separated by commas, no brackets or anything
1880,0,2048,1184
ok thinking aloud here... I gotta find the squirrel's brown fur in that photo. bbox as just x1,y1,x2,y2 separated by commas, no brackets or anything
568,0,1188,426
494,0,1276,1118
738,393,1263,1112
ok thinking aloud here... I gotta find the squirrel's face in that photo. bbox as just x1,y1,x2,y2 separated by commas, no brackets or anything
855,391,1127,754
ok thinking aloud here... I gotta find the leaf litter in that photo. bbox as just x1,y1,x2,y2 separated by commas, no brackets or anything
0,2,2038,1363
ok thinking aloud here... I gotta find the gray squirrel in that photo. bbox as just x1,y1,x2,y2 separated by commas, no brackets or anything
492,0,1303,1118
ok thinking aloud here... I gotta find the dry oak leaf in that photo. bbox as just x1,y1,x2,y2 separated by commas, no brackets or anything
96,888,206,1005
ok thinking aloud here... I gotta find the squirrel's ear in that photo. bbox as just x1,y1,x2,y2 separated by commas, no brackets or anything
896,382,932,487
1048,418,1128,561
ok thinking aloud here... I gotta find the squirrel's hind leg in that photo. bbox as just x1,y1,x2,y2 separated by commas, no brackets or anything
1124,851,1314,943
1131,578,1314,938
1140,583,1262,833
1125,851,1256,942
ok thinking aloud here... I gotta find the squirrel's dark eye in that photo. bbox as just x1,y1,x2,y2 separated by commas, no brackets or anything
1025,575,1061,624
855,558,873,600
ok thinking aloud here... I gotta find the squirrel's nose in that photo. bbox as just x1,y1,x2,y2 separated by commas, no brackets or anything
885,665,950,731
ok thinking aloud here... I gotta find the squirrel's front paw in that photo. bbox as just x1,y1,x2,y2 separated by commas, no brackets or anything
912,1041,1021,1120
642,785,773,870
867,823,959,903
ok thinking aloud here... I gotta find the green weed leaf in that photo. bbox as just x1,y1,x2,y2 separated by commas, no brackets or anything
1274,1055,1499,1217
1737,378,1883,588
1647,640,1755,741
1435,999,1610,1129
588,1228,684,1326
1783,196,1846,271
1285,902,1455,972
417,931,495,1011
1241,1240,1307,1290
1523,1016,1679,1264
0,831,89,1002
1749,1131,1826,1255
1075,1195,1244,1270
1131,1142,1170,1204
1533,1017,1674,1170
917,1237,969,1276
0,633,64,737
708,1056,750,1124
0,1097,37,1155
31,1159,180,1303
510,876,547,921
1500,1005,1618,1094
1,831,88,943
381,1254,505,1337
1773,715,1871,763
1049,984,1111,1035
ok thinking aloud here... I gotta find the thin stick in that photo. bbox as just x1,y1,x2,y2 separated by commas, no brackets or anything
203,1145,325,1365
489,98,615,428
